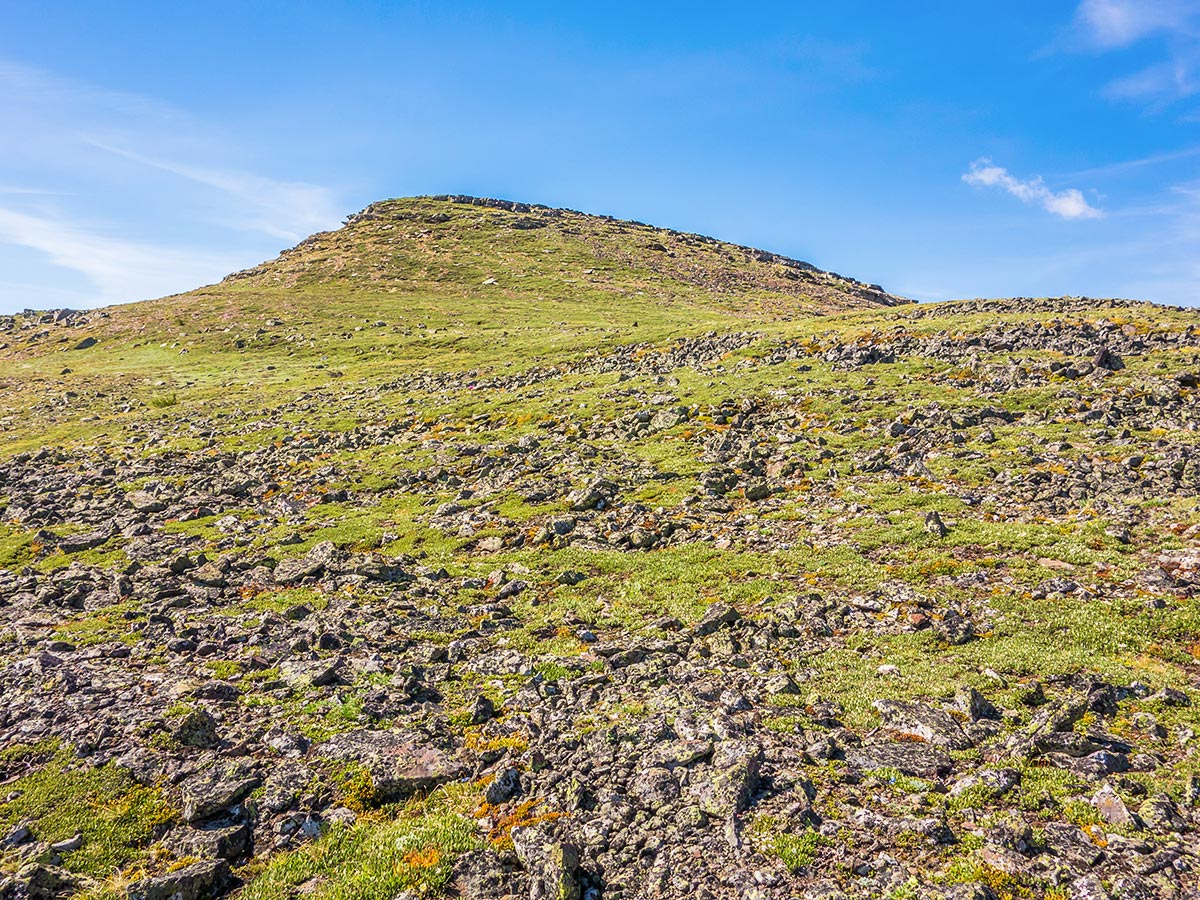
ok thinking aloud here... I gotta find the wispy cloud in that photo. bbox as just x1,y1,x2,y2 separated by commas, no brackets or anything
1066,143,1200,178
1102,57,1200,102
1070,1,1200,105
86,140,340,242
962,159,1104,220
0,58,342,310
1074,0,1197,49
0,206,239,304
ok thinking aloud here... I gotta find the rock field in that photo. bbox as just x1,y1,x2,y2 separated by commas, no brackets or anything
1,198,1198,900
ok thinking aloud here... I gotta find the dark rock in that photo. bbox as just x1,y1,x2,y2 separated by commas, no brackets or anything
8,864,84,900
172,707,220,749
127,859,233,900
1042,822,1104,868
163,821,252,862
695,602,741,636
279,656,343,687
485,766,522,805
844,743,954,778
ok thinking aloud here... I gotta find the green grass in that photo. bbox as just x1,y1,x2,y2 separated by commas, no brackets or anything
0,743,176,878
749,814,824,871
240,787,482,900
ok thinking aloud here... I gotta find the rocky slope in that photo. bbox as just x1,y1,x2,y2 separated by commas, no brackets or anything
0,198,1198,900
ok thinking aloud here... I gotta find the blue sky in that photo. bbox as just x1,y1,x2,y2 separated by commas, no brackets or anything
1,0,1199,312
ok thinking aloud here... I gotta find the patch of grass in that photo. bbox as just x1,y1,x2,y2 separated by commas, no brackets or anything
240,787,482,900
205,659,244,680
0,526,38,569
749,814,824,871
0,744,176,879
865,767,934,795
51,602,143,648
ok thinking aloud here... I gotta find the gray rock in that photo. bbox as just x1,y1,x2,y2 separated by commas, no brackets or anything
279,656,343,687
1042,822,1104,868
312,729,466,802
127,859,232,900
273,541,337,583
690,740,760,818
1138,793,1187,833
873,699,971,749
1092,784,1137,827
125,491,166,513
1069,874,1110,900
180,764,261,823
163,821,252,862
844,743,954,778
511,821,580,900
631,766,681,809
485,767,521,805
8,864,85,900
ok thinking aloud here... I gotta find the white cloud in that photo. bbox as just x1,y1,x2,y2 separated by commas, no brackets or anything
962,159,1104,220
1075,0,1197,48
0,58,343,310
1071,1,1200,104
86,140,340,242
0,206,240,305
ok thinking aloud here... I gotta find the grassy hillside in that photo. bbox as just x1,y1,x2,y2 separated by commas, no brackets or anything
1,198,1198,900
0,196,905,456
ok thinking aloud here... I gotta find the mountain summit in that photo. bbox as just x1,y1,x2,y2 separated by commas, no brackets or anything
226,195,910,312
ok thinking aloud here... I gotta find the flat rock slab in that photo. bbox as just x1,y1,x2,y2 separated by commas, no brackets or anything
279,656,344,687
874,699,972,750
844,742,954,778
273,540,338,583
180,764,262,823
128,859,233,900
312,729,466,801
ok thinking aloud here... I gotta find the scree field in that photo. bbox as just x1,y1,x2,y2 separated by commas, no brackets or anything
1,196,1198,900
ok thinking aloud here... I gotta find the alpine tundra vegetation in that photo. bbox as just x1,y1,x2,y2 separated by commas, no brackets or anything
1,196,1199,900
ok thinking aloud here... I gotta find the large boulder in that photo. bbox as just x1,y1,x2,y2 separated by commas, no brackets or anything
873,699,971,750
127,860,233,900
179,763,262,824
844,742,954,778
690,740,760,818
311,729,466,802
511,821,581,900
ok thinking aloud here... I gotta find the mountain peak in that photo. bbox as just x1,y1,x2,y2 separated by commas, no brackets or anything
224,194,909,314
